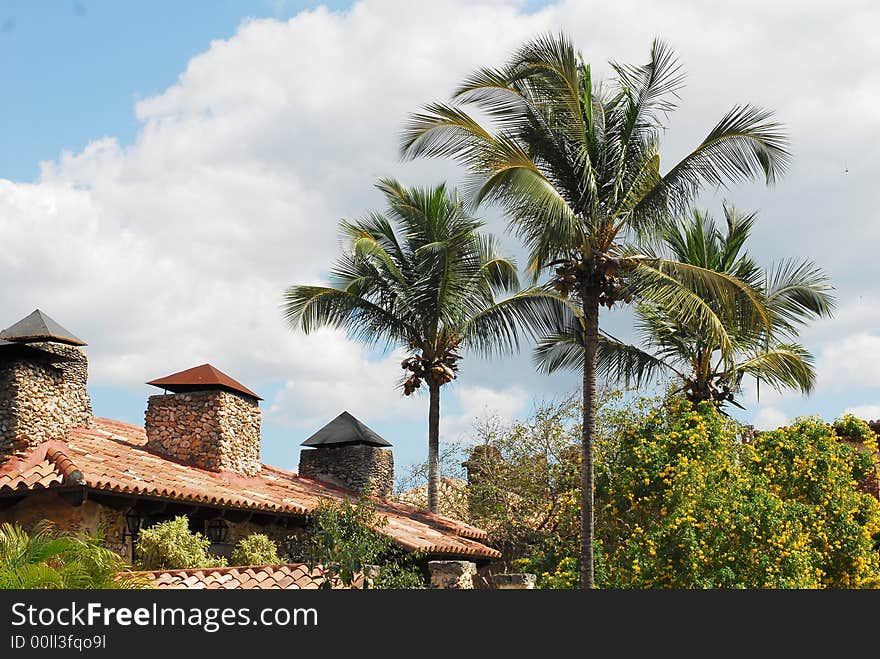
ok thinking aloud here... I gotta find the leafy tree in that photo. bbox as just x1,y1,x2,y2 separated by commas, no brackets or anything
462,394,582,570
597,399,880,588
230,533,282,566
536,205,835,409
308,494,426,589
0,521,143,589
283,179,564,513
402,33,788,587
135,516,227,570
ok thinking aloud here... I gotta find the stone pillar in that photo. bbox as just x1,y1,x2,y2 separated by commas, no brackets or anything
0,346,92,461
145,390,261,476
490,573,537,590
298,445,394,498
428,560,476,589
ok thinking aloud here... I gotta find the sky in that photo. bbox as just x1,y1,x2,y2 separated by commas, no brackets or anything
1,0,879,482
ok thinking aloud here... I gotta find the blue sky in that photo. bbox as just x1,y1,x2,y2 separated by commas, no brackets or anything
0,1,348,179
2,0,879,483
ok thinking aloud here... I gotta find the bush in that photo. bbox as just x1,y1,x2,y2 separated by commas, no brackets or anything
308,494,426,589
0,521,145,589
135,516,226,570
597,398,880,588
478,393,880,588
230,534,282,566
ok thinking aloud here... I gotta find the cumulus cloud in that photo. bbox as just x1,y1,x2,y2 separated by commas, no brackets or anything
267,342,423,429
440,384,529,444
2,0,879,463
816,333,880,390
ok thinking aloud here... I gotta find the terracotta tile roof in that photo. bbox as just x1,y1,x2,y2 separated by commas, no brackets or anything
134,564,339,590
0,418,499,559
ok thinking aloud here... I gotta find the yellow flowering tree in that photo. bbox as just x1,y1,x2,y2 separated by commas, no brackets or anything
598,401,880,588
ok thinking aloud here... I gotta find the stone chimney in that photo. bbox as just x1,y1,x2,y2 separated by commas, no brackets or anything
298,411,393,498
144,364,262,477
0,310,92,461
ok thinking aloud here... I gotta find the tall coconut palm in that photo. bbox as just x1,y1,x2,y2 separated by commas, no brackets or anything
401,34,789,587
535,205,835,409
0,521,142,589
282,179,566,513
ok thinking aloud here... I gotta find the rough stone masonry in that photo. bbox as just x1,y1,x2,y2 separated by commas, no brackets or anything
298,444,394,498
0,343,92,460
145,390,261,477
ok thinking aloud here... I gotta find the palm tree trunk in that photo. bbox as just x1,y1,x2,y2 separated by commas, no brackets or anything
427,381,441,514
580,285,600,589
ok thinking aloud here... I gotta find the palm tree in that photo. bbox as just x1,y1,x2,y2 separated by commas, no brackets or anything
0,521,143,589
401,34,789,587
535,205,835,409
282,178,565,513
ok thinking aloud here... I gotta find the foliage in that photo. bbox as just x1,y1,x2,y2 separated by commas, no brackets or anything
597,398,880,588
834,414,878,445
230,533,282,566
394,443,471,520
135,516,227,571
464,394,582,569
0,521,144,589
308,494,426,589
403,32,790,587
283,179,566,513
460,393,880,588
537,206,835,409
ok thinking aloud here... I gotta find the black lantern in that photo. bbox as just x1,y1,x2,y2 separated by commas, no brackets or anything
123,510,142,541
206,519,228,543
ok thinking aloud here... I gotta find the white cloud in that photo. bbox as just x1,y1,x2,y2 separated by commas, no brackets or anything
843,404,880,421
440,384,529,443
266,341,423,429
0,1,551,402
816,333,880,390
752,406,789,431
2,0,880,445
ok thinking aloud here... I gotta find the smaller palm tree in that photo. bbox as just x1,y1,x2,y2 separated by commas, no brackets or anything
283,179,566,513
0,521,143,589
535,205,835,410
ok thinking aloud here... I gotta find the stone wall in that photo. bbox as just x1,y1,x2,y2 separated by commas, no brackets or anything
299,445,393,498
145,390,261,477
0,345,92,461
0,492,127,558
428,560,476,589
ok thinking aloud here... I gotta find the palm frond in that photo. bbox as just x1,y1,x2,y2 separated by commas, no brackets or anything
462,288,574,357
736,343,816,394
764,258,835,336
633,105,790,220
281,285,412,347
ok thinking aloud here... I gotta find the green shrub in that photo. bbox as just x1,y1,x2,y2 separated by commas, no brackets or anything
230,534,282,566
834,414,878,445
309,494,426,589
135,516,226,570
597,399,880,588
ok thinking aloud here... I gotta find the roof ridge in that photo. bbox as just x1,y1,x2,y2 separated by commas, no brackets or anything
0,439,67,478
45,446,84,485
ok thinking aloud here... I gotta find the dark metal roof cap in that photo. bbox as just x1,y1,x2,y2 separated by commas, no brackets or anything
0,309,87,346
301,411,392,447
146,364,262,401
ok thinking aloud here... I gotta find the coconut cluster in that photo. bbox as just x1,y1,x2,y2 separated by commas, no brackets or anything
400,353,460,395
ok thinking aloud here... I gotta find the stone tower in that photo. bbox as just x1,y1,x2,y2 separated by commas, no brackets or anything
0,310,92,460
298,411,394,498
144,364,262,477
